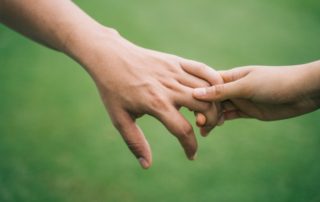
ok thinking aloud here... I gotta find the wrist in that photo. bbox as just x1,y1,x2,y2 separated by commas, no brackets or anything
305,61,320,107
294,61,320,109
61,22,127,74
63,24,143,83
63,24,120,62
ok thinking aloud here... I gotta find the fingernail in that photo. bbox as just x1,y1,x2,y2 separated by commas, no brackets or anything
194,88,207,97
138,157,149,169
190,152,197,160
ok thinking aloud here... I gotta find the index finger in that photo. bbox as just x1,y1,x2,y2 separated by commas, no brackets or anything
180,59,223,85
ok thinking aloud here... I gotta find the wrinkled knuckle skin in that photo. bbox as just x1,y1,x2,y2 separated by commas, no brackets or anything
198,63,207,74
158,58,180,74
126,141,144,158
213,85,224,99
176,124,193,140
203,82,211,88
147,89,170,112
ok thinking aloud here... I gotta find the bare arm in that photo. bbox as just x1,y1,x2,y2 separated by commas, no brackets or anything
0,0,104,52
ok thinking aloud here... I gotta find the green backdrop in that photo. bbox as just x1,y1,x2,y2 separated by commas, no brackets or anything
1,0,320,201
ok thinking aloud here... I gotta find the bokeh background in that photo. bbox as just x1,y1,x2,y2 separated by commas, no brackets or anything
1,0,320,201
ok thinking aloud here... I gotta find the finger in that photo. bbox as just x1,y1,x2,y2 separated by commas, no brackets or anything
112,110,152,169
173,84,211,113
193,81,245,102
179,60,225,135
180,60,223,85
207,101,224,127
196,101,237,134
195,113,210,136
201,103,221,136
200,110,225,137
178,71,211,88
153,106,197,160
219,66,252,83
174,83,220,137
196,101,237,133
195,102,223,136
196,113,206,126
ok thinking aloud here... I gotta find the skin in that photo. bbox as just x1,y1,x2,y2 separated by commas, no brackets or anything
0,0,223,169
193,61,320,128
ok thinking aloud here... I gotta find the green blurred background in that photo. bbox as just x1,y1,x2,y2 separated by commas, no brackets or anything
1,0,320,201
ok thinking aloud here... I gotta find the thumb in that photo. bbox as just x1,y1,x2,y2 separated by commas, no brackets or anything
193,82,244,102
112,110,152,169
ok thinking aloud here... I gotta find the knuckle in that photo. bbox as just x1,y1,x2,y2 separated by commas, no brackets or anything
168,61,181,73
211,71,224,84
197,79,211,88
147,89,170,112
213,84,224,98
126,141,144,157
159,57,180,74
176,124,193,139
202,81,211,87
198,63,207,73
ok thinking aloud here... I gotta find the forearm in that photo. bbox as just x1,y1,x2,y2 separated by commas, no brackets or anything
0,0,117,66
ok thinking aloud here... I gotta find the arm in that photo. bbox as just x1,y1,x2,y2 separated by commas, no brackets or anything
193,60,320,125
0,0,222,168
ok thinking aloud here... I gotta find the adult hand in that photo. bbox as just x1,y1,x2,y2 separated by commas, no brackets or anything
72,28,223,168
193,61,320,125
0,0,223,169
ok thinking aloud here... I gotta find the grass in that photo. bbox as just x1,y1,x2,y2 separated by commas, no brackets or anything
0,0,320,201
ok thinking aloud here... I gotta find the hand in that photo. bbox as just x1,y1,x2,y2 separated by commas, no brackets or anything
193,61,320,126
71,28,223,168
0,0,224,169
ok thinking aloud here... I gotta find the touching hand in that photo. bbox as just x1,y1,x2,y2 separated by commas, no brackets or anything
74,28,223,168
193,61,320,128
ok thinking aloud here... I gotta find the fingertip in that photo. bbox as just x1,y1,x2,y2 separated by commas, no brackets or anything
184,130,198,161
189,152,197,161
185,142,197,161
196,113,206,126
139,157,151,169
193,88,207,97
